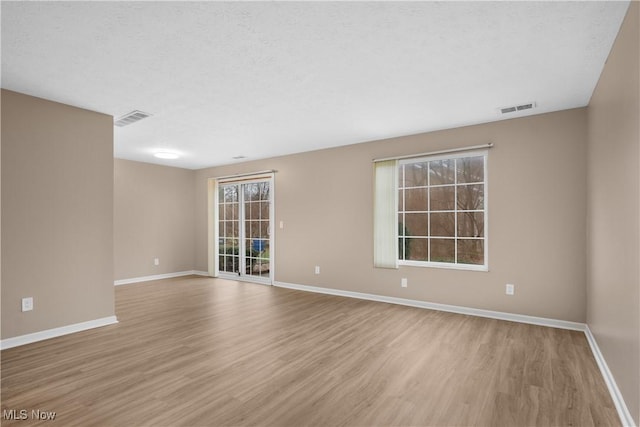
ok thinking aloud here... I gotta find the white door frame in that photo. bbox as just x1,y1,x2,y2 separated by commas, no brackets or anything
208,173,275,285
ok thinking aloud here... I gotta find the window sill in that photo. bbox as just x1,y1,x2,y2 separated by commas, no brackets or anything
399,260,488,272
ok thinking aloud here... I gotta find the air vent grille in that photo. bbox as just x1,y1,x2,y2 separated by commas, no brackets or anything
500,102,536,115
114,110,152,127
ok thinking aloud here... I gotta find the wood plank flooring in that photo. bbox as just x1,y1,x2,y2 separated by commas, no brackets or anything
1,276,620,426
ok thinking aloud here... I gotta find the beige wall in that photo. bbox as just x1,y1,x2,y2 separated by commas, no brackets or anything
587,2,639,424
1,90,115,339
195,108,588,322
114,159,195,280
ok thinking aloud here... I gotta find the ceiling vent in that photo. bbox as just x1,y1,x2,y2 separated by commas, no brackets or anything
114,110,152,127
499,102,536,115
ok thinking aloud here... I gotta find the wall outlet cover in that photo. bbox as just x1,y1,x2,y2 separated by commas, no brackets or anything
22,297,33,312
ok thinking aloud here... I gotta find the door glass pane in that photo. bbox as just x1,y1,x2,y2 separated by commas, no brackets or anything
245,181,270,278
224,185,238,203
218,184,240,273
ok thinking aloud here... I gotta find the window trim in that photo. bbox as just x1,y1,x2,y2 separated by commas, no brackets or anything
397,149,488,271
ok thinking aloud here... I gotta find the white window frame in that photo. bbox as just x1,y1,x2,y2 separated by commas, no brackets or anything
398,150,488,272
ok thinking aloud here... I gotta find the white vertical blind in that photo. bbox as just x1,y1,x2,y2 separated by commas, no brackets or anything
207,178,219,277
373,160,399,269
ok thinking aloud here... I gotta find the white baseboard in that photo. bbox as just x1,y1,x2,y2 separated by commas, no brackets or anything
114,270,209,286
193,270,210,276
1,316,118,350
273,281,585,331
584,326,636,427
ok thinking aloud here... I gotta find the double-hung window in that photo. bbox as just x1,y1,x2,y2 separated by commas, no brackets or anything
397,150,487,270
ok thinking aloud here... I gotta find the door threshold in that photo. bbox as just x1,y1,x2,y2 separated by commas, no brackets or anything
218,274,272,286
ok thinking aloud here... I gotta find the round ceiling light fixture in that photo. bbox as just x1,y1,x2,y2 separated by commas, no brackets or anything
154,151,180,160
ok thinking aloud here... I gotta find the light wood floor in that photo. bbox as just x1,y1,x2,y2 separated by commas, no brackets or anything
1,276,620,427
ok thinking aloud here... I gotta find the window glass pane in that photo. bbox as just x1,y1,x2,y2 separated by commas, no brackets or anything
398,189,404,211
429,186,455,211
398,165,405,188
406,238,428,261
457,184,484,210
218,186,225,203
404,162,428,187
398,216,406,237
219,220,226,237
431,239,455,263
430,212,455,237
398,238,406,260
457,239,484,265
457,212,484,237
457,156,484,183
429,159,454,185
231,221,239,237
405,213,428,236
404,188,428,211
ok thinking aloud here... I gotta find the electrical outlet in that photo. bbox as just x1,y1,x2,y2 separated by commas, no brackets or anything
22,297,33,312
506,284,515,295
314,266,320,275
154,258,160,266
279,221,284,229
401,278,408,288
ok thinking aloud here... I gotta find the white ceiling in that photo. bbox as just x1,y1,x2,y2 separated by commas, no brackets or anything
1,1,630,170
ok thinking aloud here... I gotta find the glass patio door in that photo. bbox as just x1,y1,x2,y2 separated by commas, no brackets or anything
217,177,272,284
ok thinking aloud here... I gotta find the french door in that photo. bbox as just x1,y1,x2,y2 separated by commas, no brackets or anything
216,177,273,284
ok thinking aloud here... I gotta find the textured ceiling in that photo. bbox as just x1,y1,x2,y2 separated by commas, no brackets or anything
1,1,630,170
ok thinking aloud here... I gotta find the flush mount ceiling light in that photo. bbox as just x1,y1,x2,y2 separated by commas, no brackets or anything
154,151,180,159
232,155,247,160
